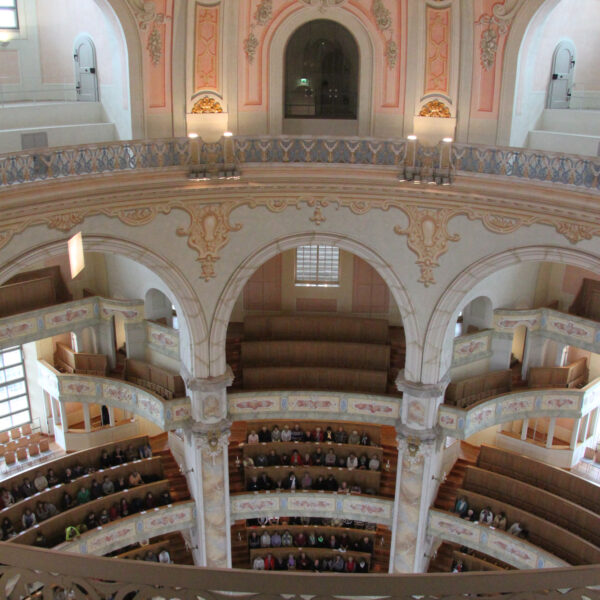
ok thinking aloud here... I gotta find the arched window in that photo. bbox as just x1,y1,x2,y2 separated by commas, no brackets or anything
285,20,359,120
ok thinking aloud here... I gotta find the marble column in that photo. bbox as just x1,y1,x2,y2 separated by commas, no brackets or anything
182,369,234,567
390,373,448,573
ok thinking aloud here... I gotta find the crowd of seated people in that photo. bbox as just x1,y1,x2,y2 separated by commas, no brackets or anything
247,447,380,471
247,516,377,529
252,551,369,572
0,442,153,511
248,527,374,553
453,496,527,539
247,424,373,446
0,441,159,541
246,470,376,495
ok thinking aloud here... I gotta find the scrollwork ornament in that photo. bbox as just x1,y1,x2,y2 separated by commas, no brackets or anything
299,0,347,10
255,0,273,25
476,0,522,71
385,40,398,69
394,207,460,287
47,213,85,232
372,0,392,30
113,206,159,226
555,222,595,244
147,24,162,66
244,31,259,63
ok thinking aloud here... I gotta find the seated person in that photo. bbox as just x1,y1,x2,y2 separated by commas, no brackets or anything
246,476,259,492
271,425,281,442
282,472,300,490
301,471,313,490
360,535,373,553
297,551,312,570
508,522,524,536
63,467,76,483
479,506,494,525
290,450,303,466
302,453,312,466
99,508,110,525
33,531,48,547
280,453,290,466
33,471,48,492
257,473,274,491
159,490,172,505
348,430,361,445
158,549,171,564
291,424,305,442
346,453,359,469
339,533,350,551
462,508,476,522
312,427,324,442
263,553,276,570
22,508,37,529
325,474,338,491
350,483,362,494
312,447,325,466
360,432,370,446
128,471,144,487
334,426,348,444
99,450,112,469
281,530,293,547
280,425,292,442
1,517,15,539
492,511,508,530
77,486,91,504
102,476,115,495
247,430,259,444
138,443,152,459
90,479,103,500
325,448,337,466
252,555,265,570
286,553,296,570
453,495,469,518
62,491,77,511
109,503,120,520
258,425,271,443
294,531,307,547
451,559,465,573
145,491,156,508
85,511,98,530
254,453,269,468
267,449,280,466
324,426,335,442
345,556,357,573
260,530,271,547
20,478,36,498
35,501,50,522
331,555,345,572
248,531,261,548
112,447,125,465
46,468,59,487
337,481,350,494
0,488,14,507
126,445,138,463
144,550,158,562
356,558,369,573
368,454,380,471
313,475,326,490
270,530,282,547
358,454,369,470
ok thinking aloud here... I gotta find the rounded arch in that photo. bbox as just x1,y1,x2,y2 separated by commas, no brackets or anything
460,295,494,332
96,0,146,138
0,236,208,377
209,232,421,380
268,8,374,136
497,0,560,145
422,246,600,384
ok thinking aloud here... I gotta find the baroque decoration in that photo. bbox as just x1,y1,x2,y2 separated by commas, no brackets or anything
372,0,398,69
419,99,451,118
244,0,273,63
192,97,224,114
126,0,165,66
476,0,523,71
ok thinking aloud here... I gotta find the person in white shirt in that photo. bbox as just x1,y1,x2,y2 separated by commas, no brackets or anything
346,453,358,469
253,556,265,570
158,549,171,563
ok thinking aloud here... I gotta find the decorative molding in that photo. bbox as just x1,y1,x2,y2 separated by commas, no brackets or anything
126,0,163,30
425,6,450,96
243,31,259,64
255,0,273,25
419,99,451,118
147,25,162,66
371,0,397,70
192,96,224,114
299,0,347,9
194,5,219,93
175,201,242,280
476,0,522,71
394,207,460,286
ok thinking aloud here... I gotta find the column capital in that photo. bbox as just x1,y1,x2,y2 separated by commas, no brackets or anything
183,365,234,392
395,370,450,398
183,366,234,423
192,420,232,459
396,424,440,457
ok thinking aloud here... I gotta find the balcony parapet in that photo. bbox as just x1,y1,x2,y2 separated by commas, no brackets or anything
228,390,401,425
38,361,192,431
54,500,195,555
230,491,393,527
1,136,599,194
438,377,600,439
427,508,568,570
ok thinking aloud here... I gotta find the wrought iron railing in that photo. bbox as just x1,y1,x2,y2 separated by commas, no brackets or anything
0,543,599,600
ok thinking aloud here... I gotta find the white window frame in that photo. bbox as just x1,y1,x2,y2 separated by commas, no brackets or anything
0,0,19,31
0,346,31,432
295,245,340,287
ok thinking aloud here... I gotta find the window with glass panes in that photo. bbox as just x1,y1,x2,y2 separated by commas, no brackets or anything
0,0,18,29
0,347,31,432
295,245,339,286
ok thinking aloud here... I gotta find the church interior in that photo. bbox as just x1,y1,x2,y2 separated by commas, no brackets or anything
0,0,599,597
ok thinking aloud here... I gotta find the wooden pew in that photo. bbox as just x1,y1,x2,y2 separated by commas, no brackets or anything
462,466,600,548
11,480,171,547
477,445,600,513
451,550,507,572
445,370,512,409
54,342,108,376
528,357,588,389
249,546,371,568
0,457,163,535
242,441,383,462
456,488,600,565
0,436,150,512
125,359,185,399
117,540,170,560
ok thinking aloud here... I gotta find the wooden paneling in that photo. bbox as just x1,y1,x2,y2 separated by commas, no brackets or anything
352,257,389,314
243,255,282,312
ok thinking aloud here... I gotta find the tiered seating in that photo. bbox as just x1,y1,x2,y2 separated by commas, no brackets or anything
0,425,49,468
445,370,512,409
241,315,390,393
54,342,108,376
528,357,588,389
429,542,512,573
0,436,190,553
125,358,186,400
115,532,194,564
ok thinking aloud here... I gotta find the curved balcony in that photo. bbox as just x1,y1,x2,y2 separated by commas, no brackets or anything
427,509,567,570
1,137,599,194
1,542,598,600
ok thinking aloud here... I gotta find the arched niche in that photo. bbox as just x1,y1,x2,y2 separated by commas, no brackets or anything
460,296,493,333
209,233,420,382
145,288,177,329
268,9,374,136
0,236,208,378
422,246,600,384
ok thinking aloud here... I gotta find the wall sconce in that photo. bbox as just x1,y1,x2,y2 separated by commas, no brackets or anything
188,169,211,181
217,167,241,180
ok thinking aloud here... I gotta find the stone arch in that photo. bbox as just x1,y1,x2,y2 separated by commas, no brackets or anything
421,246,600,384
0,236,208,378
95,0,146,138
209,232,421,381
497,0,561,145
267,6,375,136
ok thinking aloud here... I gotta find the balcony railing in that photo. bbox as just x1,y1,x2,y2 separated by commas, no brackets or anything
0,542,598,600
1,136,600,193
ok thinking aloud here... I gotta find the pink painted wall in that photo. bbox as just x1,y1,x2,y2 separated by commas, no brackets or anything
561,265,600,296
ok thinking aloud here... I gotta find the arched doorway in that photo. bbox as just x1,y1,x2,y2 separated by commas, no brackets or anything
547,40,576,109
284,20,359,121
